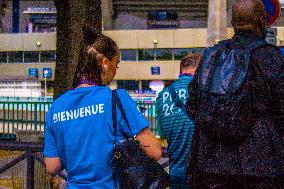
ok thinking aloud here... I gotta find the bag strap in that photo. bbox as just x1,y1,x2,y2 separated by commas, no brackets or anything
113,90,134,138
112,90,118,143
168,85,188,116
112,89,135,189
248,40,268,51
111,90,118,189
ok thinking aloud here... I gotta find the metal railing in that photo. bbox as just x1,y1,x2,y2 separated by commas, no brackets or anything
0,101,51,140
0,100,158,140
0,96,53,103
136,101,158,134
0,141,45,189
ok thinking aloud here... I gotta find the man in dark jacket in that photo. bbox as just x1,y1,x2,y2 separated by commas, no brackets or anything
186,0,284,188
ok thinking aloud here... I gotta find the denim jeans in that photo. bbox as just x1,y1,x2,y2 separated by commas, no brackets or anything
170,175,191,189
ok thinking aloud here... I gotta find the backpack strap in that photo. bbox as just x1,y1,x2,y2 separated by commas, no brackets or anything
248,40,269,51
227,40,269,93
168,85,188,116
203,46,224,92
249,41,273,102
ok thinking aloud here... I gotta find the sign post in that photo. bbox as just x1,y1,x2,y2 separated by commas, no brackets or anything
44,74,47,98
28,68,38,98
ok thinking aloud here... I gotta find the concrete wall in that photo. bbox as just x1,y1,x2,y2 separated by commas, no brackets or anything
104,28,208,49
1,27,284,81
0,29,209,50
0,29,208,80
0,32,56,51
115,61,180,80
0,62,56,80
0,60,180,80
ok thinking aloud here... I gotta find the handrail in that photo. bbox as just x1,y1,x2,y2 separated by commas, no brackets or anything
0,141,43,151
0,141,44,189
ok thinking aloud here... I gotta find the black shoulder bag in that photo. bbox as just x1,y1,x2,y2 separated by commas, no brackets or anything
112,90,170,189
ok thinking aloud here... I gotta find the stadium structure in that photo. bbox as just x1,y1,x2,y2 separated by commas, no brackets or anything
0,0,283,97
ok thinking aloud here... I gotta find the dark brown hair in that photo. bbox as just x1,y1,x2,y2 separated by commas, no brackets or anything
73,26,118,88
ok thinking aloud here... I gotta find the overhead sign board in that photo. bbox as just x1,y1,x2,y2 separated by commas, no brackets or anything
23,7,57,14
261,0,281,26
148,11,179,29
30,14,57,24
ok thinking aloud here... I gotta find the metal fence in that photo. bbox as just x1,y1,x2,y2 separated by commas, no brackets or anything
0,96,53,103
0,101,51,140
136,101,158,134
0,99,158,140
0,141,48,189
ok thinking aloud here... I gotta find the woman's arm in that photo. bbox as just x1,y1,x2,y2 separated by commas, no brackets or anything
44,107,61,176
44,157,61,176
136,128,162,160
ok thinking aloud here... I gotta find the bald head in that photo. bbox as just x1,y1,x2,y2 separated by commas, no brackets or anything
232,0,266,36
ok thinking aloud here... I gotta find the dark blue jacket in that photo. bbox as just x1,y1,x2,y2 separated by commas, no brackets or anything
186,32,284,177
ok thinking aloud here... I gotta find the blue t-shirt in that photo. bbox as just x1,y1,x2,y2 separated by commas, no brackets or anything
44,86,149,189
156,76,195,177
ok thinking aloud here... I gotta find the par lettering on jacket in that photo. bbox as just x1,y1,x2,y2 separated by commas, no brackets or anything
162,89,186,117
53,104,104,123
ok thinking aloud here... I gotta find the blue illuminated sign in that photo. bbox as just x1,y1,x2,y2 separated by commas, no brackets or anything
42,68,52,78
279,47,284,54
28,68,38,77
151,67,160,75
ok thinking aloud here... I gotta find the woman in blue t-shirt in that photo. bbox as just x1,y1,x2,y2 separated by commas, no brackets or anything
44,26,162,189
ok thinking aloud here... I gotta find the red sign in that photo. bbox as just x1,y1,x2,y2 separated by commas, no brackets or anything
261,0,281,26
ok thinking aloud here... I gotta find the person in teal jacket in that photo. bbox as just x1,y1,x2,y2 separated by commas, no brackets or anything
156,54,201,189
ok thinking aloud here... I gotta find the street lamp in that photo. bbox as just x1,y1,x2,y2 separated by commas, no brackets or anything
36,41,41,47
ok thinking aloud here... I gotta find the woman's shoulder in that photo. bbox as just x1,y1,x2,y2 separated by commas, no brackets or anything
115,88,131,98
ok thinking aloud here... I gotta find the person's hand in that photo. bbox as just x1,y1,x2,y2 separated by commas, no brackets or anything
49,175,66,189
